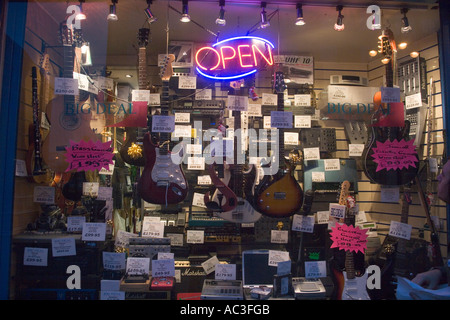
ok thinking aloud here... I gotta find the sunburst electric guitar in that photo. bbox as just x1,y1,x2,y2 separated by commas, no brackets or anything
254,71,303,217
137,55,188,206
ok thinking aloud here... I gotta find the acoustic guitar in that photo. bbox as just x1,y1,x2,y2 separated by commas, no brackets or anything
332,181,371,300
119,28,150,167
137,54,188,206
42,23,98,173
363,28,419,186
254,71,303,217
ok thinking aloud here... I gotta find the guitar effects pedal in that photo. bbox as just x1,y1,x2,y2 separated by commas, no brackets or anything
151,277,174,291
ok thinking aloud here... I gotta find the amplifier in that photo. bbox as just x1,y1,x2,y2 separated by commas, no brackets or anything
397,55,427,101
129,237,171,245
174,100,225,116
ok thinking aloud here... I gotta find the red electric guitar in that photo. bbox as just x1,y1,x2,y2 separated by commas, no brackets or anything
137,55,188,206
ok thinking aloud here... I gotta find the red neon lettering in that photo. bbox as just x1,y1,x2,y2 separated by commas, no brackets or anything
237,45,253,68
220,46,236,69
252,44,273,66
195,47,221,71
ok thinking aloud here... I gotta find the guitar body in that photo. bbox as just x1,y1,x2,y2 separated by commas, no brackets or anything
119,127,146,167
254,161,303,217
204,163,238,212
137,132,188,205
215,197,262,223
42,95,98,173
363,122,419,186
333,268,371,300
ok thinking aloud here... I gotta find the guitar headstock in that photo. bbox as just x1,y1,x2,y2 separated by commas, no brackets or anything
377,28,397,60
39,53,51,75
59,21,73,47
160,54,175,81
138,28,150,48
338,180,351,206
72,28,84,48
273,71,286,94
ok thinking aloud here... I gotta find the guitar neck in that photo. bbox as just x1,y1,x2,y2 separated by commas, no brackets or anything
138,47,148,90
63,45,75,106
159,80,170,155
277,91,285,165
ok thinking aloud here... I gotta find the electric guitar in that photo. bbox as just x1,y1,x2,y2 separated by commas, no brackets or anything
137,54,188,206
207,80,261,223
363,29,419,186
332,181,371,300
119,28,150,167
42,22,98,173
254,71,303,217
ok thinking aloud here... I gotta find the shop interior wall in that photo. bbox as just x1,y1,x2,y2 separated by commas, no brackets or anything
10,1,448,296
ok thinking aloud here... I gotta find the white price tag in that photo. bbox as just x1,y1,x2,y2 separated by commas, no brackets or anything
389,221,412,240
33,186,55,204
215,263,236,280
284,132,299,145
247,104,262,117
202,255,220,275
197,175,212,185
152,115,175,133
173,125,192,138
82,182,99,197
149,93,161,106
304,261,327,279
23,247,48,266
349,144,365,157
54,77,79,95
316,211,330,224
294,115,311,128
268,250,290,267
324,159,340,171
195,88,212,100
67,216,86,233
227,95,249,111
405,93,422,109
126,257,150,275
132,89,151,102
329,203,346,219
312,171,325,182
103,252,126,270
262,93,277,106
187,230,204,244
152,259,175,277
381,86,401,103
81,222,106,241
192,192,207,208
270,111,292,128
292,214,315,233
178,76,197,89
114,230,137,249
51,237,76,257
429,158,438,173
294,94,311,107
15,159,27,177
174,112,190,123
263,116,273,129
186,144,202,155
167,233,184,247
141,217,165,238
187,156,205,170
303,147,320,161
271,230,289,244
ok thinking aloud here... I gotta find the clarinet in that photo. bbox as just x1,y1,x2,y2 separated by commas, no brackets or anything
31,67,44,175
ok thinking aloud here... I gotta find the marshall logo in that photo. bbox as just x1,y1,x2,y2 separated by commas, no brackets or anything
180,268,207,277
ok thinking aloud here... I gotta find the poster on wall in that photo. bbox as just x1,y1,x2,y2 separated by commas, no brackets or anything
275,55,314,84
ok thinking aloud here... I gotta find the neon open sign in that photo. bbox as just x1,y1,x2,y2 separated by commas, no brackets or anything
195,36,275,80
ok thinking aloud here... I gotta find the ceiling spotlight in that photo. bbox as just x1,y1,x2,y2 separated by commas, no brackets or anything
295,3,305,26
260,2,270,29
216,0,226,26
369,50,378,57
107,0,118,21
76,0,86,21
381,57,390,64
398,42,408,50
334,5,344,31
144,0,157,23
180,0,191,23
401,8,412,33
410,51,419,58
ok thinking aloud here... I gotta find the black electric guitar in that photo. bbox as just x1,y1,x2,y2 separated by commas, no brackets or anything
119,28,151,167
363,29,419,186
137,54,188,206
254,71,303,217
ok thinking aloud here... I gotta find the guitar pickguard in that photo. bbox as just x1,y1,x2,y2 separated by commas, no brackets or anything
150,149,187,190
341,271,371,300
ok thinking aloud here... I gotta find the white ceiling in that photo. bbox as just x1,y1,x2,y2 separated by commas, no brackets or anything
34,0,441,86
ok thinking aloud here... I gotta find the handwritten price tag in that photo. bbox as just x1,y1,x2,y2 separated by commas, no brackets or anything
81,222,106,241
65,140,114,172
389,221,412,240
152,259,175,277
51,237,76,257
215,263,236,280
292,214,315,233
23,247,48,266
103,252,126,270
54,77,79,95
126,257,150,275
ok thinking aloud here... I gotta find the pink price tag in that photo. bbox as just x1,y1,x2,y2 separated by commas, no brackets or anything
330,223,369,253
371,139,418,172
65,139,114,172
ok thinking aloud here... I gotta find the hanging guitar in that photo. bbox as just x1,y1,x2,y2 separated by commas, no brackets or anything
204,80,261,223
42,22,98,173
137,54,188,206
119,27,151,167
332,181,371,300
363,28,419,186
254,71,303,217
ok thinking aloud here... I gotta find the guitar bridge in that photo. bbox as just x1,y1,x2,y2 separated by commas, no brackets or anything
157,180,169,187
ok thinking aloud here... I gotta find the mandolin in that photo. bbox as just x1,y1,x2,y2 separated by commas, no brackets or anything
363,28,419,186
332,181,371,300
119,28,151,167
137,54,188,206
254,71,303,217
42,22,98,173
